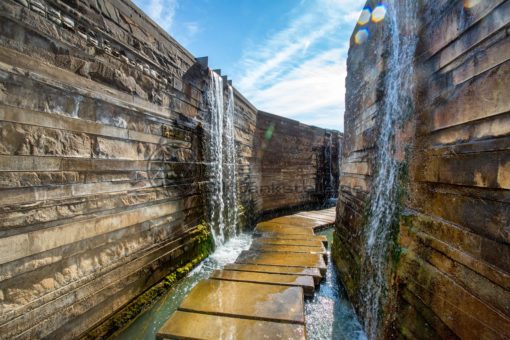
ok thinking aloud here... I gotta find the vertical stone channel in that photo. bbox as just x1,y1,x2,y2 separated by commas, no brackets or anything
359,0,418,338
205,70,239,246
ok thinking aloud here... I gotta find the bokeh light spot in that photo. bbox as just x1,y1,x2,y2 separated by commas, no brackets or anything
264,123,275,140
358,8,371,26
354,28,369,45
372,5,387,23
464,0,481,8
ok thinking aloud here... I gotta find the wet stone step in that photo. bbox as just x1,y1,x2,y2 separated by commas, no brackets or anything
236,250,327,275
156,311,306,340
250,244,328,262
223,263,322,285
210,269,316,297
254,224,315,235
178,279,305,324
252,237,326,249
254,233,328,247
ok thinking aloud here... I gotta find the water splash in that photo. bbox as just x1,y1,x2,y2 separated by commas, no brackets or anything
206,71,239,246
359,0,418,338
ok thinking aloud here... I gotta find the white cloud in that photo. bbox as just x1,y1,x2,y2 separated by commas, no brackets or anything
146,0,178,32
235,0,366,131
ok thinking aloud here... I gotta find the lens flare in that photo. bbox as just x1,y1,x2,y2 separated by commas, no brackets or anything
354,28,369,45
464,0,481,8
372,4,387,23
358,8,371,26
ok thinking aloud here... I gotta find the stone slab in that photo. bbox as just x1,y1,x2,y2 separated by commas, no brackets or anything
255,224,315,235
157,311,306,340
255,234,328,247
236,251,327,275
210,269,315,297
250,244,328,263
178,279,305,324
253,238,326,249
223,263,322,285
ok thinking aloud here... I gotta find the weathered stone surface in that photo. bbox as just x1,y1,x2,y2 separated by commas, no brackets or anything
0,0,341,338
335,0,510,338
178,279,305,324
254,111,342,214
210,269,315,297
252,237,326,248
255,224,315,235
223,263,322,285
157,311,307,340
236,251,327,275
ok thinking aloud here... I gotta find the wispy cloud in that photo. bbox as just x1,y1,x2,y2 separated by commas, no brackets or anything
146,0,178,32
235,0,365,131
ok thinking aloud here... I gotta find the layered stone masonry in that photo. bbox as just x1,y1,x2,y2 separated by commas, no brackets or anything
335,0,510,338
0,0,341,338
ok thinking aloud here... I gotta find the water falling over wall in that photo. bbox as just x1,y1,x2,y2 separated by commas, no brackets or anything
205,71,239,247
358,0,418,338
224,85,239,235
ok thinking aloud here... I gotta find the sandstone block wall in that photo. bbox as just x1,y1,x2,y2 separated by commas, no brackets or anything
335,0,510,338
255,111,342,215
0,0,339,337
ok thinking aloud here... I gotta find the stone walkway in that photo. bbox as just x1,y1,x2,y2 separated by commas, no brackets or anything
157,207,336,339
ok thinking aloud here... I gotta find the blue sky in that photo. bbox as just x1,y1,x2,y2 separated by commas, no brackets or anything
133,0,366,131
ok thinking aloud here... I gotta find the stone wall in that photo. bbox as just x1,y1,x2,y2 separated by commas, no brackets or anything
255,111,342,215
0,0,339,338
334,0,510,338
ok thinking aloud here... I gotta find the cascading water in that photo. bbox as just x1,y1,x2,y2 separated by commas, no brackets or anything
206,71,239,247
223,85,239,235
206,71,226,245
359,1,418,338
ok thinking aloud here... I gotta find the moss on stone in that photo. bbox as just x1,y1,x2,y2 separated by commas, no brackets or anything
83,222,213,340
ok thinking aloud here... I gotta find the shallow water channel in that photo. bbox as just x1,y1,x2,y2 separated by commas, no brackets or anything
115,229,365,339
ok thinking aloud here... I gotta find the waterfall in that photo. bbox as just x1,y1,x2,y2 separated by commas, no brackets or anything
206,71,239,247
359,1,418,338
224,85,239,236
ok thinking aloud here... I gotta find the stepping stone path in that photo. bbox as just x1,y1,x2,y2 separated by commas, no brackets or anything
157,207,335,339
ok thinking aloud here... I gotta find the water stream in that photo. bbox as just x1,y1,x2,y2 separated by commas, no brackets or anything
359,1,418,338
115,234,253,340
206,71,226,246
206,72,239,247
223,85,239,236
306,229,366,340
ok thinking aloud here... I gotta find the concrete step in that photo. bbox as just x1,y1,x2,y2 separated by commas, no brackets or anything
236,250,327,275
223,263,322,285
178,279,305,324
253,233,328,247
250,244,328,263
157,311,306,340
255,224,315,235
210,269,315,297
252,237,326,249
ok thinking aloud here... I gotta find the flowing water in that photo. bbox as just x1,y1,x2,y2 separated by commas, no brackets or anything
206,71,226,246
306,229,366,340
206,72,239,246
116,228,365,340
115,234,253,340
223,85,239,236
359,1,418,338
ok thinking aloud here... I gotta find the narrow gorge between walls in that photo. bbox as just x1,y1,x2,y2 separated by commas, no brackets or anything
0,0,509,339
